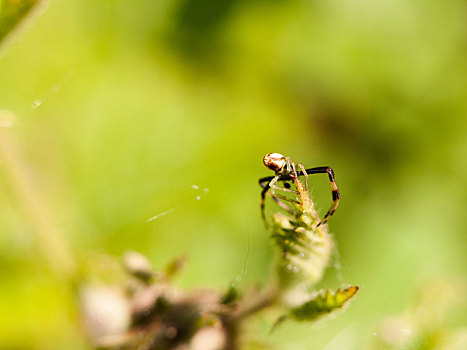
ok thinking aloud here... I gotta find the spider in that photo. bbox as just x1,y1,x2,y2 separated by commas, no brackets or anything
259,153,340,227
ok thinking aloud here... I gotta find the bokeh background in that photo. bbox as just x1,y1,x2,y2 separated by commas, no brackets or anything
1,0,466,349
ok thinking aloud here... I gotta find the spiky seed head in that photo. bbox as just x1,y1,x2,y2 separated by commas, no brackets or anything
263,153,286,172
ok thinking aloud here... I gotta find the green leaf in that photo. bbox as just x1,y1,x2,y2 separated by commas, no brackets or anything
290,286,359,321
164,255,187,280
220,284,239,305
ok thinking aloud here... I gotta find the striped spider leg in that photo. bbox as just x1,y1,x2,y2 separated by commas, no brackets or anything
301,166,340,227
259,153,341,227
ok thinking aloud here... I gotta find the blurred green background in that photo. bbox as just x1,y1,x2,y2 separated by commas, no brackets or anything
0,0,466,349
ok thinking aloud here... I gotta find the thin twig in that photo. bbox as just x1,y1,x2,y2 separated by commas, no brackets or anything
231,283,279,321
221,283,279,350
0,0,51,58
0,127,76,279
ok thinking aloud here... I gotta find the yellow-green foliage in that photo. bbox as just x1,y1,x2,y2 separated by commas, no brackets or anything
0,0,466,348
290,286,359,321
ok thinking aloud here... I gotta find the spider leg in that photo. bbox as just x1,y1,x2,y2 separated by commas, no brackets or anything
297,166,341,227
259,175,275,225
297,163,308,191
259,177,274,188
285,157,292,173
269,175,299,195
269,177,299,213
259,176,297,226
260,184,271,225
270,193,300,205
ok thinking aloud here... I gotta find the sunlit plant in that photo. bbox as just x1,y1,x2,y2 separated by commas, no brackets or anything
0,6,358,349
80,154,358,350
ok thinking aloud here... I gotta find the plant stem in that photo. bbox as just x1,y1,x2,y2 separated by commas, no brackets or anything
221,282,279,350
0,127,76,279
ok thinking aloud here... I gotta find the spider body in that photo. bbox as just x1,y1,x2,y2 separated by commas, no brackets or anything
259,153,340,227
